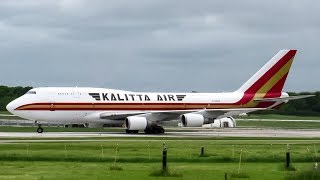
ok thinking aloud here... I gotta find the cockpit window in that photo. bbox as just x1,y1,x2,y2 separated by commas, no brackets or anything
26,91,36,94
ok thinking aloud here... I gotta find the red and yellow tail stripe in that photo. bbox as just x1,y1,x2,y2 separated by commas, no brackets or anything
237,50,296,107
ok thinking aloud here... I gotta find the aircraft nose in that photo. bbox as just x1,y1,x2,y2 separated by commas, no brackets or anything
6,101,16,114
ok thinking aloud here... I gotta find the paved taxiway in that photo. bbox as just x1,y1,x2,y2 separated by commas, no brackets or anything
1,128,320,138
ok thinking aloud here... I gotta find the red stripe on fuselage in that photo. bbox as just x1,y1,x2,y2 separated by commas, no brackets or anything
16,102,254,111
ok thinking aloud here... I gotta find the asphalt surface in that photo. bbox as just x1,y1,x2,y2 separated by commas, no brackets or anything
0,128,320,138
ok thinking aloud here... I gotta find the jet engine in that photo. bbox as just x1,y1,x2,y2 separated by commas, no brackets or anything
181,113,204,127
125,116,148,130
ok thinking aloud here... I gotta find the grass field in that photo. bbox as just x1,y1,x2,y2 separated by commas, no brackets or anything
0,161,291,180
0,137,320,179
0,111,11,115
237,120,320,129
0,161,307,180
241,114,320,120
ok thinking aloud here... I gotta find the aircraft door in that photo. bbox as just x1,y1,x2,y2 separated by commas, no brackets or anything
50,101,55,111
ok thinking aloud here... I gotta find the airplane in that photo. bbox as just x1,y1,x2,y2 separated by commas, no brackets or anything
6,49,313,134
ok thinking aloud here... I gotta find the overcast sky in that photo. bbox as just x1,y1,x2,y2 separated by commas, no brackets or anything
0,0,318,92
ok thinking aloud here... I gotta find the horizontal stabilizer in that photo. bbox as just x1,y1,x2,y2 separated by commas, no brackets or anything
254,95,315,102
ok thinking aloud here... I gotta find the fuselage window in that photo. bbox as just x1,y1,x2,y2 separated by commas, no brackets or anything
26,91,36,94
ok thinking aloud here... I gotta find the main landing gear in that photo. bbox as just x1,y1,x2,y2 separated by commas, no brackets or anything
125,125,165,134
144,125,165,134
125,129,139,134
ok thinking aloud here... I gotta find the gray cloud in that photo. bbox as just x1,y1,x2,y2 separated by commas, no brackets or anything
0,0,319,92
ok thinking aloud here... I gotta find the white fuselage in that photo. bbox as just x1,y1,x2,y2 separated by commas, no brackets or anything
6,87,264,124
6,50,298,130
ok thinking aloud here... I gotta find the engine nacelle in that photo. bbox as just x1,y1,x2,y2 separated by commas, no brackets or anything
181,113,204,127
125,116,148,130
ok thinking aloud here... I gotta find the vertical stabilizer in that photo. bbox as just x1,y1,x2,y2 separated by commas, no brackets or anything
237,50,297,98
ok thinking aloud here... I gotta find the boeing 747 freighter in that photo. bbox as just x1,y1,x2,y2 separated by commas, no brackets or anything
6,50,312,133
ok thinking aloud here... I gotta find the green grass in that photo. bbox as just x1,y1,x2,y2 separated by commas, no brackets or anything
4,139,315,163
237,120,320,129
0,110,19,119
241,114,320,120
286,167,320,180
0,161,294,180
0,137,319,179
0,116,25,120
0,111,11,115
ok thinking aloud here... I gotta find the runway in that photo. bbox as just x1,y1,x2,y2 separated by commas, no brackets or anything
1,128,320,138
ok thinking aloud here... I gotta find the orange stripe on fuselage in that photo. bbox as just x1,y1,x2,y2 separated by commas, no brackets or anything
16,102,263,111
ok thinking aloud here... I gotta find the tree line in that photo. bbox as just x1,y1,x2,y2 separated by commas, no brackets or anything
0,86,320,116
0,86,32,111
256,92,320,116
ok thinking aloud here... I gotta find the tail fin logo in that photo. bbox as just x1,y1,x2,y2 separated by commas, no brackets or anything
238,50,296,97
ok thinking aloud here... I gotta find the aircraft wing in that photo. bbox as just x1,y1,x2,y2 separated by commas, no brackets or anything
202,108,266,119
98,108,266,122
99,110,199,121
254,95,315,102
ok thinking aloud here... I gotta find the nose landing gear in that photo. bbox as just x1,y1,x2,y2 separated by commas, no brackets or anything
37,126,44,133
35,121,44,133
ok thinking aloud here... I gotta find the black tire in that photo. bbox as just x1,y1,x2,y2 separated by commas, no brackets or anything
126,129,139,134
159,127,165,134
153,127,161,134
37,127,43,133
144,128,153,134
154,126,165,134
125,129,132,134
144,126,165,134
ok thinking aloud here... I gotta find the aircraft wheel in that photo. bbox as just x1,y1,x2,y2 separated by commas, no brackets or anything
144,126,165,134
159,127,165,134
37,127,44,133
144,128,153,134
154,126,165,134
126,129,139,134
